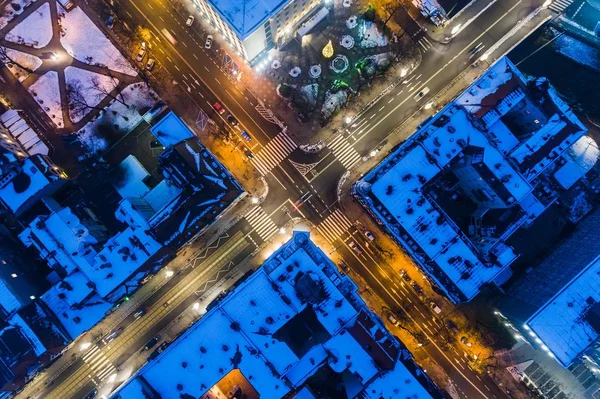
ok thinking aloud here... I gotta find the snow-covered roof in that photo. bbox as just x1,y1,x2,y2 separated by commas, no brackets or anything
361,359,434,399
115,232,438,399
0,279,22,314
8,314,46,356
554,135,599,189
206,0,288,39
113,155,151,199
526,255,600,367
150,111,193,148
143,180,182,212
0,157,55,214
355,57,587,303
42,286,111,340
0,110,48,156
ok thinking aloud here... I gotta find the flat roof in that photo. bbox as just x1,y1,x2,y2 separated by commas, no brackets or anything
206,0,289,39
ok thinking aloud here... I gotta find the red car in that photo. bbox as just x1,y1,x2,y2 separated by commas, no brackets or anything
213,102,225,115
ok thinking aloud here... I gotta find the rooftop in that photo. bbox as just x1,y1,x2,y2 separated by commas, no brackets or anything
206,0,289,39
354,57,587,302
526,254,600,367
113,232,441,399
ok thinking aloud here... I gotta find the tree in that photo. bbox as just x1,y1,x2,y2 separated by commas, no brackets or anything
91,73,128,107
66,80,104,121
0,45,34,73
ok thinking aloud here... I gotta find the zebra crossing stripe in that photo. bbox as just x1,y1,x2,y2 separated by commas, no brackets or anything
418,37,432,51
549,0,573,12
317,210,353,243
82,346,100,362
251,132,297,175
245,206,278,240
97,364,117,381
328,136,361,169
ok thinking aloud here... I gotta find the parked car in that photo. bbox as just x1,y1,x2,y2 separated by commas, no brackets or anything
387,313,399,327
147,341,170,361
144,336,160,351
244,149,254,159
205,34,213,49
141,274,154,284
145,58,155,71
364,230,375,241
185,15,194,27
213,102,225,114
446,320,459,334
136,48,146,62
460,336,473,347
413,87,430,102
400,269,411,282
105,15,114,29
410,281,423,295
227,115,239,126
348,241,362,255
133,308,147,320
104,327,123,343
429,301,442,314
339,262,349,273
58,0,74,11
83,389,97,399
240,131,252,142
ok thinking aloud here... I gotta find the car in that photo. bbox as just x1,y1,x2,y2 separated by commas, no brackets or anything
205,34,213,49
104,327,123,343
413,87,430,102
244,149,254,159
136,48,146,62
147,341,170,361
227,115,239,126
213,102,225,115
145,58,155,71
429,301,442,314
446,320,459,334
105,15,114,29
460,336,473,347
133,308,147,320
141,274,153,284
348,241,362,255
387,314,399,326
83,389,97,399
58,0,74,10
144,336,160,351
339,262,349,272
410,281,423,295
364,230,375,241
186,15,194,27
399,269,411,282
240,131,252,142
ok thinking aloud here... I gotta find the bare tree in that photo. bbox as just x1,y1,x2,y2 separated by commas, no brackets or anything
66,80,104,121
91,73,128,107
0,45,34,73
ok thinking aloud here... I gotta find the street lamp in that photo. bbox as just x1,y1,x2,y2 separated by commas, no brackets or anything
400,68,408,77
193,302,200,310
165,269,174,278
279,227,286,235
451,24,462,35
251,197,259,204
424,101,434,110
344,115,352,125
543,0,552,7
80,342,91,351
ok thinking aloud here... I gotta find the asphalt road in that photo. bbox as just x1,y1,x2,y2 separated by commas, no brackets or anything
12,0,561,397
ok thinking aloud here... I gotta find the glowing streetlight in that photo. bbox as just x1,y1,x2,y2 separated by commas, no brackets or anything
165,269,174,278
451,24,462,35
400,68,408,77
279,227,286,235
344,115,352,124
543,0,552,7
480,52,490,61
107,373,117,383
80,342,91,351
251,197,259,204
424,102,434,110
369,149,378,157
193,302,200,310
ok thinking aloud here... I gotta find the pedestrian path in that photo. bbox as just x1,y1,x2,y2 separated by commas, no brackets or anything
548,0,574,13
417,36,433,51
316,209,353,243
245,206,278,241
82,345,117,383
328,135,361,170
251,132,297,176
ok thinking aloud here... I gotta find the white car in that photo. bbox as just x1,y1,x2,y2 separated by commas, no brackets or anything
186,15,195,27
414,87,430,102
135,48,146,62
429,301,442,314
364,230,375,241
387,314,399,326
205,34,213,49
348,241,362,255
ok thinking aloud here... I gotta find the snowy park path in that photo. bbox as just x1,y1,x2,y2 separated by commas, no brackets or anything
0,0,141,132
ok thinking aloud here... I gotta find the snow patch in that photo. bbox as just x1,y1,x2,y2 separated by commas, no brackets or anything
0,0,38,30
59,6,137,76
4,2,52,48
28,70,63,128
1,48,42,81
64,65,118,123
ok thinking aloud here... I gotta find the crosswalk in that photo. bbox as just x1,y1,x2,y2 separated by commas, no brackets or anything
82,345,117,383
328,135,361,170
245,206,278,240
317,209,353,243
548,0,574,13
417,36,433,51
251,132,297,176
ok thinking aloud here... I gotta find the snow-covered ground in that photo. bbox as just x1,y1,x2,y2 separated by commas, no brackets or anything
552,33,600,72
28,71,63,127
359,21,388,48
59,6,137,76
77,82,158,153
2,48,42,81
65,66,119,123
4,2,53,48
0,0,38,30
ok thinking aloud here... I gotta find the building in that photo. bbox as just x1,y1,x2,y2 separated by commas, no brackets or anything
0,149,66,217
112,232,442,399
354,57,588,303
0,110,49,157
191,0,325,64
